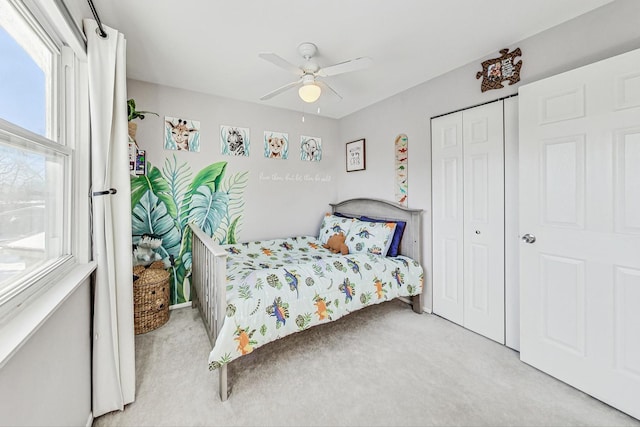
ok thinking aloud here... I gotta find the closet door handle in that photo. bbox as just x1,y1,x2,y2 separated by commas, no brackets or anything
521,233,536,244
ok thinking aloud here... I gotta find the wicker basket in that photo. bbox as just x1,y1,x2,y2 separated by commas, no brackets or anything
133,265,146,277
148,260,166,269
133,267,170,335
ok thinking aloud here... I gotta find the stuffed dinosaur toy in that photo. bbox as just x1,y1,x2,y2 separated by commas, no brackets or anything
323,232,349,255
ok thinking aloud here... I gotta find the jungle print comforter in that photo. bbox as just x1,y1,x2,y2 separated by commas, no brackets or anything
208,235,424,370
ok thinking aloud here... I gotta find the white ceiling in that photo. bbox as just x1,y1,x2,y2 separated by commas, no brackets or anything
96,0,613,119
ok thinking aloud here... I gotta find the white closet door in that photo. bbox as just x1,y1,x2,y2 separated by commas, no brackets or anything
519,47,640,420
432,112,464,325
432,101,506,343
462,101,505,344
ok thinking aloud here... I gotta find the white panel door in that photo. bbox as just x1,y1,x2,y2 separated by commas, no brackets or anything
519,47,640,420
432,112,464,325
462,101,505,344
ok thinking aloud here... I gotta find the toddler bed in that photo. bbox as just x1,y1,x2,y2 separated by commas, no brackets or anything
189,198,424,400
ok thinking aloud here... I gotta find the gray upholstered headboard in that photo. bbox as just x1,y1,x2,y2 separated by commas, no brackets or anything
329,198,423,262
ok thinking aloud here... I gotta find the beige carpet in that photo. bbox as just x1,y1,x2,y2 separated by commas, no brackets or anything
93,300,639,427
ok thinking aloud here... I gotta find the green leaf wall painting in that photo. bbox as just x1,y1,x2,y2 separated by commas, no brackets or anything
131,154,249,305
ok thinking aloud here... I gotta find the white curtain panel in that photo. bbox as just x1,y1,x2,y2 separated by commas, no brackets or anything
84,19,135,417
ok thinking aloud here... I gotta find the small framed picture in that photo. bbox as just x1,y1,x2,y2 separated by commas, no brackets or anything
300,135,322,162
164,116,200,152
134,149,146,176
221,125,250,156
264,131,288,159
346,138,366,172
128,140,137,172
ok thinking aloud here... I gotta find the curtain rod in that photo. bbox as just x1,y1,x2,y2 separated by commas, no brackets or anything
86,0,107,38
430,92,518,120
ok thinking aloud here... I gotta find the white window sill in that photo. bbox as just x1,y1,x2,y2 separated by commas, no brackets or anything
0,261,96,370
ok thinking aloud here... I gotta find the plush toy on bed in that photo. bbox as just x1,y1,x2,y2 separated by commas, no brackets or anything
323,232,349,255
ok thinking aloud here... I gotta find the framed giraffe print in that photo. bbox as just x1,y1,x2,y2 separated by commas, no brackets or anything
164,116,201,152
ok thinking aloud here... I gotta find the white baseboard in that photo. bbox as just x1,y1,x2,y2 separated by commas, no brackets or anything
169,301,192,310
85,412,93,427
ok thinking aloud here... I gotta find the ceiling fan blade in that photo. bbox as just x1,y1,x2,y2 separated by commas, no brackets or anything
260,78,303,101
317,56,373,77
259,52,303,76
317,80,343,100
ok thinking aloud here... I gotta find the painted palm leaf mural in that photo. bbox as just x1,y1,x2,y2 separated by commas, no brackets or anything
131,155,248,304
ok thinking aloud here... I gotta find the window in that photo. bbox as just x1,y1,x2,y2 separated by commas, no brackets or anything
0,0,81,316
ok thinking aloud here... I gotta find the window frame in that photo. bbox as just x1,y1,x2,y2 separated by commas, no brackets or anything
0,0,89,322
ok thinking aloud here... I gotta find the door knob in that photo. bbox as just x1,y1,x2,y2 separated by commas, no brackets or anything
521,233,536,244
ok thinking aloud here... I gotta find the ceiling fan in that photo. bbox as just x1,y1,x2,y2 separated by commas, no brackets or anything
259,42,373,103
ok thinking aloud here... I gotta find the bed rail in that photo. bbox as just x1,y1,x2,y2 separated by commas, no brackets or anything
188,223,229,400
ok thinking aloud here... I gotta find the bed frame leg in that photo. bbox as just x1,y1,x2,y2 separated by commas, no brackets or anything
411,294,423,314
219,364,228,401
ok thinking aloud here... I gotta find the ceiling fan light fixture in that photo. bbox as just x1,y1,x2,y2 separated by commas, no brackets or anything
299,83,321,103
260,42,370,103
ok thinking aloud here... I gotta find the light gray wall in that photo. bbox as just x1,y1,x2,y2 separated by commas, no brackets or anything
0,281,91,427
337,0,640,311
127,79,341,241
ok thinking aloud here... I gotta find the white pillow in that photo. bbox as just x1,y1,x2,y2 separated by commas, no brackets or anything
318,213,355,244
346,219,397,256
